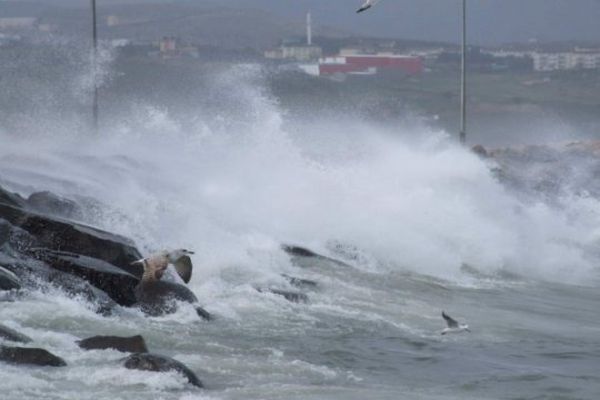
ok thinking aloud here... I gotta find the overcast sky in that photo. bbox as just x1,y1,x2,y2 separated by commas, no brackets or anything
225,0,600,44
18,0,600,44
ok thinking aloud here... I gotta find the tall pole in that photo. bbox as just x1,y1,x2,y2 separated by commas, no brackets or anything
459,0,466,144
307,11,312,46
91,0,98,132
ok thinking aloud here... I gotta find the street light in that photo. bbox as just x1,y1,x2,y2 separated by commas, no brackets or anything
356,0,468,144
459,0,467,145
91,0,98,132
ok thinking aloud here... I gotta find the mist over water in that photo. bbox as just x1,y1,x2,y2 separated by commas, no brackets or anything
1,38,600,400
2,53,599,286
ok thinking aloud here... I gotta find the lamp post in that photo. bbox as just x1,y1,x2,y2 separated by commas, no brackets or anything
91,0,98,132
459,0,467,145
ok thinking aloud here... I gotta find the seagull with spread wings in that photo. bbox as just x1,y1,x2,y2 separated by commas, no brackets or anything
441,311,471,335
132,249,194,284
356,0,381,13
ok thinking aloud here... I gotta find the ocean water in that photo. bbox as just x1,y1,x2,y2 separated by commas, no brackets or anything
1,63,600,400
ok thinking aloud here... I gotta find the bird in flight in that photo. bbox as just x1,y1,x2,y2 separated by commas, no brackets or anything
441,311,471,335
132,249,194,284
356,0,381,13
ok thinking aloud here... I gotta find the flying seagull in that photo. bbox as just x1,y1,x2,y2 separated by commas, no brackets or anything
356,0,380,13
131,249,194,284
441,311,471,335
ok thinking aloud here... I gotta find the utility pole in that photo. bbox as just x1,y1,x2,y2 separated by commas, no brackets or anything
459,0,467,145
91,0,98,132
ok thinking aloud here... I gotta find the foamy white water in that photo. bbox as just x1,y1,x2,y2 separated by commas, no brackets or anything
1,59,599,400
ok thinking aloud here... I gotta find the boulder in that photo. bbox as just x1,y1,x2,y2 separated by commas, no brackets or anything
471,144,489,158
0,186,26,208
0,265,21,291
77,335,148,353
0,324,32,343
0,218,38,254
0,186,206,319
281,245,319,258
257,287,309,303
123,353,203,388
195,306,212,321
26,191,82,220
0,203,142,273
282,244,350,268
34,250,140,306
134,280,198,316
0,346,67,367
1,255,119,316
281,274,318,289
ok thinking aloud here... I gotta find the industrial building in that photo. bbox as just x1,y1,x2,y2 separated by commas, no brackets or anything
300,52,423,77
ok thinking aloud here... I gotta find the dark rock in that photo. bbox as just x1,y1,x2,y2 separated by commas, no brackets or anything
123,353,203,388
281,245,319,258
77,335,148,353
282,244,351,268
134,280,198,316
281,274,318,289
0,203,142,274
1,254,119,316
0,265,21,290
471,144,489,158
0,324,32,343
0,346,67,367
34,250,139,306
0,218,38,253
0,186,26,208
26,191,82,220
195,306,212,321
0,185,205,318
257,287,309,303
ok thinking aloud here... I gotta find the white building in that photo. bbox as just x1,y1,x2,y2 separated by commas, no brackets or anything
532,50,600,71
264,45,322,61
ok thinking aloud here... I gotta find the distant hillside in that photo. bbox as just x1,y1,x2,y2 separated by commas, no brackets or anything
0,1,348,49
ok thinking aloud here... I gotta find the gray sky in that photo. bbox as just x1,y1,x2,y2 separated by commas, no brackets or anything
224,0,600,44
5,0,600,45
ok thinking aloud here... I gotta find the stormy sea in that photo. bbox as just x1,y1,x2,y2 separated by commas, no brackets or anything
1,42,599,400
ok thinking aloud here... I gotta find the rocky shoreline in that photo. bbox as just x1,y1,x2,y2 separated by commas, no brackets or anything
0,181,336,387
0,183,214,385
4,141,594,388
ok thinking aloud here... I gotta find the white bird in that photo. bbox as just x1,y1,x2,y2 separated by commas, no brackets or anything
356,0,380,13
441,311,471,335
131,249,194,284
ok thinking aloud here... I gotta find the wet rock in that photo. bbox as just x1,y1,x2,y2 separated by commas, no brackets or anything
195,306,212,321
0,218,38,253
0,265,21,291
0,184,207,318
0,202,142,273
281,245,319,258
471,144,489,158
0,324,32,343
281,274,318,289
1,254,119,316
0,186,26,208
26,191,82,220
0,346,67,367
134,280,198,316
282,244,351,268
78,335,148,353
34,250,139,306
257,287,309,303
123,353,203,388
